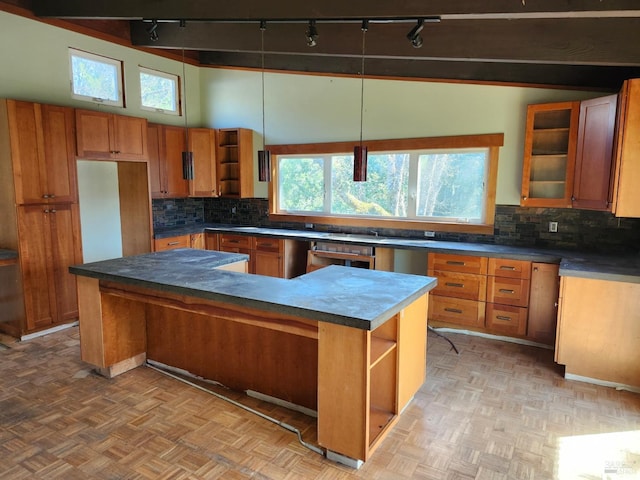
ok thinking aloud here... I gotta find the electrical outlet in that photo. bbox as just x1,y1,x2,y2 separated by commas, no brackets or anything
231,206,237,214
305,223,314,229
549,221,558,233
424,231,436,238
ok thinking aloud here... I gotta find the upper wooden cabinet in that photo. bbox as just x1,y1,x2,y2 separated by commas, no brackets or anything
521,102,579,208
189,128,217,197
216,128,254,198
147,124,189,198
611,78,640,218
4,100,77,204
76,109,148,161
521,96,618,210
572,94,618,211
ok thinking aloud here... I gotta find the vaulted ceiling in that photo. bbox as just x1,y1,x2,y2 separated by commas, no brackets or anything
25,0,640,91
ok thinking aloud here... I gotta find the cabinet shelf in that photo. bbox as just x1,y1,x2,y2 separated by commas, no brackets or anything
369,406,396,447
370,337,397,368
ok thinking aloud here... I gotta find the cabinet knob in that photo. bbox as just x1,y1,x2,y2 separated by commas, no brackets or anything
522,196,528,200
571,196,576,201
42,194,50,199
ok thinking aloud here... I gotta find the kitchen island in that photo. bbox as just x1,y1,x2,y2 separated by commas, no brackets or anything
69,248,437,465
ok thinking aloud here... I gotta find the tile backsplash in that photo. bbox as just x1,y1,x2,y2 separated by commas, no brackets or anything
153,197,640,254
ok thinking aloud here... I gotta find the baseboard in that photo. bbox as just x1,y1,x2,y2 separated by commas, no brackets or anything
430,326,553,350
564,373,640,394
21,321,78,341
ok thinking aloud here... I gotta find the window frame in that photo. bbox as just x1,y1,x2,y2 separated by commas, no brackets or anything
138,66,181,115
68,48,124,107
268,133,503,235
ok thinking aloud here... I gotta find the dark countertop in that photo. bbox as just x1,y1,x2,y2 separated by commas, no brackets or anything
69,248,436,330
154,224,640,283
0,249,18,266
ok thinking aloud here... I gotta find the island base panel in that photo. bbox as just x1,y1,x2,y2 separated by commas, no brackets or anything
145,304,318,410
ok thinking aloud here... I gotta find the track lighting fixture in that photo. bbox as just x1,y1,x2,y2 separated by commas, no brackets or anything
258,21,272,182
406,19,425,48
306,20,318,47
147,19,159,42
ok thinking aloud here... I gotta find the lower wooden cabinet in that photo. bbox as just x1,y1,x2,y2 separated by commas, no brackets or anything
211,233,308,278
154,233,206,252
17,203,82,332
428,253,559,345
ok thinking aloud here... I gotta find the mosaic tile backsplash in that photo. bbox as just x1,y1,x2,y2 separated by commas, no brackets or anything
152,197,640,254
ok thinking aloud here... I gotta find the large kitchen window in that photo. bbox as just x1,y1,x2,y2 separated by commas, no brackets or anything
270,134,503,234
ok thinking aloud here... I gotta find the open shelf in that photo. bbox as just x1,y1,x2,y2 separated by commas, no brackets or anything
369,406,396,447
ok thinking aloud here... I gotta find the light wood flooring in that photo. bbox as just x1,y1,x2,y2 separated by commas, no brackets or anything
1,327,639,479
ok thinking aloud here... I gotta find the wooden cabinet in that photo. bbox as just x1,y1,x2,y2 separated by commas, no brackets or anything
5,100,77,204
189,128,217,197
556,276,640,389
153,233,206,252
216,128,254,198
307,242,394,273
318,295,427,462
521,102,579,207
76,109,148,161
148,124,189,198
16,203,82,331
527,262,559,346
611,78,640,217
212,233,309,278
254,236,308,278
572,95,618,210
521,96,618,210
427,253,487,328
428,253,558,345
485,258,531,336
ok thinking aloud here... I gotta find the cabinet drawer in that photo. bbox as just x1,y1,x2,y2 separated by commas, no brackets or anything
428,296,485,328
488,258,531,279
154,235,190,251
486,303,527,336
428,253,488,275
219,234,254,249
255,237,283,254
428,270,486,301
487,277,530,307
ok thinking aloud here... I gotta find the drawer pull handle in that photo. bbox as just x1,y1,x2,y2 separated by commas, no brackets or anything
228,240,240,244
445,282,464,288
446,261,465,266
260,243,274,248
167,241,180,246
496,315,512,321
444,308,463,314
500,265,516,270
499,289,515,294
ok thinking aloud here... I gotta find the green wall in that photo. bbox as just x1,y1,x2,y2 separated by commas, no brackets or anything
1,9,605,205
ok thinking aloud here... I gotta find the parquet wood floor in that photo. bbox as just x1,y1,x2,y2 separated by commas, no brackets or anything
1,327,639,479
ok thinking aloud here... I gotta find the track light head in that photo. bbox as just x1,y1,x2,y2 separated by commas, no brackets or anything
147,19,159,42
306,20,318,47
407,19,425,48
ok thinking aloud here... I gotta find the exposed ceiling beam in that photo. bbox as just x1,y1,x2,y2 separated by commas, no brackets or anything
31,0,640,21
130,18,640,67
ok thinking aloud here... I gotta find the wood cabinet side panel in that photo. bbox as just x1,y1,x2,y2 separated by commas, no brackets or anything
77,276,106,367
147,124,163,197
614,79,640,217
318,322,369,461
556,276,640,387
118,161,153,256
100,293,147,366
527,262,559,345
397,294,428,410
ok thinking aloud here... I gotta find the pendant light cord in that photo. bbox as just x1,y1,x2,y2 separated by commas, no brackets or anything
260,21,267,150
359,21,368,147
181,20,188,146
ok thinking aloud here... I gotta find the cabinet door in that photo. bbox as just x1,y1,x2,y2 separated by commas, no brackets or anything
17,205,56,330
161,126,189,198
612,79,640,218
112,115,148,161
48,203,82,323
154,235,190,251
41,105,78,203
521,102,579,207
572,94,617,210
254,251,282,277
527,262,559,346
189,128,217,197
6,100,48,205
147,123,164,197
76,109,113,159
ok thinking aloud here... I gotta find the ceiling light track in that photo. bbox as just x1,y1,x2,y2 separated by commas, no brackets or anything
141,17,441,25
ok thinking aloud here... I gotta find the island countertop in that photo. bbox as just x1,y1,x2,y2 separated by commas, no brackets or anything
70,248,437,330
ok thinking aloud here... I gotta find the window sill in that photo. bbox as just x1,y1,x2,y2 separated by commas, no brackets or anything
268,213,494,235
